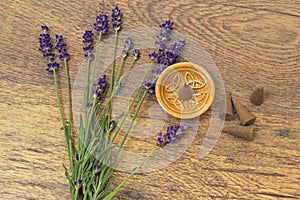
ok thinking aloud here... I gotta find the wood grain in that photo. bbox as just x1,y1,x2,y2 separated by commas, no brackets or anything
0,0,299,199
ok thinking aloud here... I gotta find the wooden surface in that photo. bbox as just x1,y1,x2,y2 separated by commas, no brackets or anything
1,0,300,199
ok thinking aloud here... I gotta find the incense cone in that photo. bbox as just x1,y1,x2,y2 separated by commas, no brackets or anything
223,125,255,141
232,98,256,125
250,86,264,106
220,91,235,120
225,91,235,120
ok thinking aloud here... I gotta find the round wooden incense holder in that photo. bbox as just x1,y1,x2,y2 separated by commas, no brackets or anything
156,62,215,119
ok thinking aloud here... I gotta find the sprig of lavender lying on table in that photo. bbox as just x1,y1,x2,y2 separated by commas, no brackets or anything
39,6,188,199
143,20,186,94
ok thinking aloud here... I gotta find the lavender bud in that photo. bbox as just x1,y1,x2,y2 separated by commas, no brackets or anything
46,62,59,72
92,75,108,101
82,30,94,59
110,120,116,129
55,34,70,60
94,13,108,34
94,164,102,170
112,6,122,31
122,37,133,57
133,49,140,60
77,179,82,185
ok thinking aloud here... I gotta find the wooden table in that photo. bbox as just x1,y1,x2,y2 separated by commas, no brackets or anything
1,0,299,199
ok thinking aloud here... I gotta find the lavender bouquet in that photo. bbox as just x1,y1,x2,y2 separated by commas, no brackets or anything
38,5,188,200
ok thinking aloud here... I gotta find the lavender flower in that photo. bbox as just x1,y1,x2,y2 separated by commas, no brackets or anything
152,51,176,75
39,26,60,72
82,30,94,59
55,35,70,60
77,179,82,185
112,6,122,31
166,40,186,57
122,37,133,57
92,75,108,101
94,13,109,34
46,62,59,72
148,51,158,60
146,21,186,95
110,120,116,129
133,49,140,60
155,20,174,50
39,25,54,60
157,124,189,147
164,124,180,143
41,25,49,32
94,164,102,170
151,40,185,76
142,82,156,94
157,133,164,146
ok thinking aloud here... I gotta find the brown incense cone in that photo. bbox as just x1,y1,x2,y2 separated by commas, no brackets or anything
223,125,255,141
220,91,235,121
250,86,264,106
232,98,256,125
225,91,235,120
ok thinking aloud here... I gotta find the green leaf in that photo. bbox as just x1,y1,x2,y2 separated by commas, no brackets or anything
62,163,74,189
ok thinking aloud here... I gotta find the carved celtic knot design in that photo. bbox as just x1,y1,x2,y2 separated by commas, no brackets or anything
155,62,214,119
164,70,210,113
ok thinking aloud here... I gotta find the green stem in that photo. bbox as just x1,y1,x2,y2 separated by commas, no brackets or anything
98,58,136,119
64,59,72,128
89,32,102,98
85,57,91,107
110,30,118,95
52,70,72,175
115,56,125,85
74,187,79,200
107,31,119,129
64,59,74,172
118,90,148,150
111,61,154,143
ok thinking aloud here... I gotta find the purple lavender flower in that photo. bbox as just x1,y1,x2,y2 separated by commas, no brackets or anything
39,25,55,60
82,30,94,59
146,21,186,95
112,6,122,31
46,62,59,72
121,37,133,57
74,179,82,186
155,20,174,50
39,26,60,72
157,124,189,147
133,49,140,60
94,164,102,170
92,75,108,101
94,13,109,34
77,179,82,185
41,25,49,32
166,40,186,57
148,51,158,60
142,82,156,94
157,133,163,146
151,40,186,76
55,35,70,60
152,51,176,76
110,120,116,129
